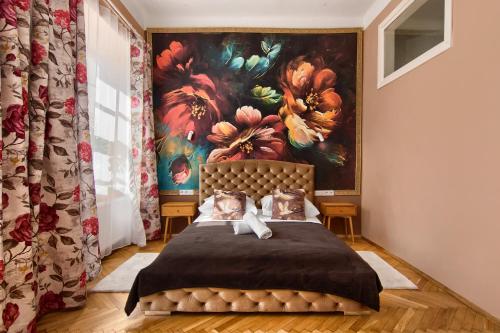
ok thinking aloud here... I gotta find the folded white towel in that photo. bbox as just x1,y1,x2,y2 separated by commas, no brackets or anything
233,222,253,235
243,212,272,239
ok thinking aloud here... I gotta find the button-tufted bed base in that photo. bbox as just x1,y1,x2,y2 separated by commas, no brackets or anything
125,161,380,317
139,288,371,315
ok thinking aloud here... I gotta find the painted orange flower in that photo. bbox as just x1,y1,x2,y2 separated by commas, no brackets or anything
207,106,285,162
279,56,342,148
154,41,194,89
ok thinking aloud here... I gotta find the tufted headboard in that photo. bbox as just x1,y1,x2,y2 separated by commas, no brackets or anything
199,160,314,206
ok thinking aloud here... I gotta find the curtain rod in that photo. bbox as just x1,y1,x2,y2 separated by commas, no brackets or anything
100,0,144,40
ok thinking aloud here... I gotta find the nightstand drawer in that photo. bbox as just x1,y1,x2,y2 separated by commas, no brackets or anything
321,205,357,216
162,205,195,217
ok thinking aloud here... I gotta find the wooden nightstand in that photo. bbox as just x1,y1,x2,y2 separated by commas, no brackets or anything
319,202,357,243
161,202,197,242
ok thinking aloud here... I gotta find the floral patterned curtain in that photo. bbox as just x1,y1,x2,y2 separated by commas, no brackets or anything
130,35,161,240
0,0,100,331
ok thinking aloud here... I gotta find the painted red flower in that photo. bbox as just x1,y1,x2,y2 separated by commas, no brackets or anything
3,104,26,139
69,0,80,22
131,95,140,108
0,260,4,282
31,39,46,66
159,84,223,141
169,155,191,185
141,172,148,185
2,302,19,330
39,203,59,232
54,9,71,29
143,219,151,230
6,53,15,61
39,291,66,316
131,45,141,57
132,147,139,159
0,0,18,27
207,106,285,162
29,182,41,205
76,63,87,83
149,184,159,198
279,56,342,148
64,97,76,115
150,228,162,240
9,213,32,245
38,265,46,273
28,140,38,159
17,0,30,11
73,184,80,202
79,271,86,287
78,141,92,162
82,217,98,236
39,85,48,106
2,193,9,209
145,138,155,151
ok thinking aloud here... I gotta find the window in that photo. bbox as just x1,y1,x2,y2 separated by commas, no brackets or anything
378,0,452,88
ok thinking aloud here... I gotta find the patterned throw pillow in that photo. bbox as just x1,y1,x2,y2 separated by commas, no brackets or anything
271,188,306,221
212,190,247,220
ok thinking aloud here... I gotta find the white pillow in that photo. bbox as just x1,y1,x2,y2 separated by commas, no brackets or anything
260,194,320,218
199,195,257,215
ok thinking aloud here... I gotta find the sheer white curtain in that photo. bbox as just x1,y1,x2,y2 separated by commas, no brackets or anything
84,0,146,256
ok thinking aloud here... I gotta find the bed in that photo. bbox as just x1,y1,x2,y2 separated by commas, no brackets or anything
125,160,382,316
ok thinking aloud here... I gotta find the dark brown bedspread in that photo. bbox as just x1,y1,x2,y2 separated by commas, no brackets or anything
125,222,382,315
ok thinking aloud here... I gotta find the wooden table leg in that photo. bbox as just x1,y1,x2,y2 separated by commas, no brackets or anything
188,216,192,225
163,217,169,243
322,215,327,225
327,216,331,230
344,217,349,238
348,216,355,243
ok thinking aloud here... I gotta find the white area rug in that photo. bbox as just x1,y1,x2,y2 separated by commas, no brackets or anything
91,251,417,292
357,251,417,290
91,253,158,292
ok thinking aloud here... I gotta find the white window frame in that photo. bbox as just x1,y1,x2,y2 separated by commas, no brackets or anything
377,0,453,88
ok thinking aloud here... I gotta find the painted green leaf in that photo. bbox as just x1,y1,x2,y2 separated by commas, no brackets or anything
251,85,282,105
268,43,282,60
245,55,260,71
229,56,244,70
221,44,234,64
261,40,271,54
251,57,270,78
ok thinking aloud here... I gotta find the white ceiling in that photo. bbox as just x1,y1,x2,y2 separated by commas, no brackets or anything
120,0,390,30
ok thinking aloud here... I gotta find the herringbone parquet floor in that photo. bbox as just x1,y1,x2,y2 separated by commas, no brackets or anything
37,238,500,333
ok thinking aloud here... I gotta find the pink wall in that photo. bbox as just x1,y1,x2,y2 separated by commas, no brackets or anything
362,0,500,319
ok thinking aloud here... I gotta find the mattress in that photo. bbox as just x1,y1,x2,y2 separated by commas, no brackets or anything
125,222,382,315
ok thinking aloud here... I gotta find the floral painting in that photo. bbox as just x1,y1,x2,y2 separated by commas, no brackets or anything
151,30,361,193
